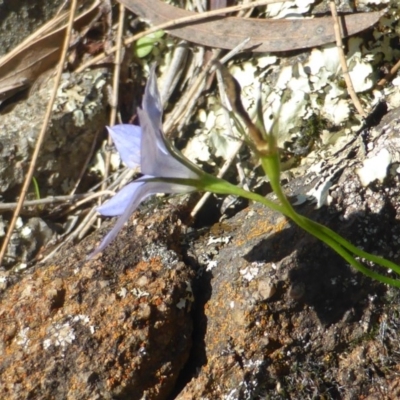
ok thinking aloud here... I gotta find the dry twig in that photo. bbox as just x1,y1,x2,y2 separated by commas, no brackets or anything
160,41,189,106
0,193,110,211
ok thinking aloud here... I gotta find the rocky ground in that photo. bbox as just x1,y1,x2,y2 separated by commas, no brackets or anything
2,107,400,399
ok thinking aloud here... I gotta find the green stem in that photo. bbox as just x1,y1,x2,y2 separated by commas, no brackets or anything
258,153,400,284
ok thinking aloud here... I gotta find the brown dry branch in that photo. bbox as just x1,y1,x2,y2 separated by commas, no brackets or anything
164,49,222,135
76,0,382,73
0,193,96,211
159,41,189,106
329,0,367,119
118,0,382,54
75,0,285,73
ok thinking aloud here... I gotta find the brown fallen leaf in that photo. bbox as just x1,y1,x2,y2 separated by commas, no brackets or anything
119,0,383,53
0,0,100,104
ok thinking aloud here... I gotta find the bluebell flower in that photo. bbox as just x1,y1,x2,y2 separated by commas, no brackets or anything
90,66,205,257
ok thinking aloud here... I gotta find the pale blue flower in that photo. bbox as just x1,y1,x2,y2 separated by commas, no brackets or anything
90,66,203,257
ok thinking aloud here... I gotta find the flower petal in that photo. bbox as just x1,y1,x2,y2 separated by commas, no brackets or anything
138,108,198,179
89,182,147,258
143,64,163,132
97,180,147,217
89,179,196,258
138,65,202,180
107,125,142,169
141,66,170,158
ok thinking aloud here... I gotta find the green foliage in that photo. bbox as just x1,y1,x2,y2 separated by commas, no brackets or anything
133,31,165,58
31,177,40,200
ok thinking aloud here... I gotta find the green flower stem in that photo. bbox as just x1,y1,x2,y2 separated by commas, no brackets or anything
201,175,287,216
210,174,400,287
258,152,400,285
212,69,400,286
298,215,400,275
160,164,400,286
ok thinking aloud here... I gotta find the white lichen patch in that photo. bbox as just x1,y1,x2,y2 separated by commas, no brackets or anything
206,259,218,271
73,314,91,325
176,298,187,309
194,7,400,172
15,217,23,229
14,263,28,272
357,148,391,186
307,177,333,208
43,314,94,351
118,287,128,298
323,98,350,125
131,287,150,298
16,327,30,349
20,225,32,238
240,265,259,282
358,0,389,4
183,131,211,162
44,322,75,350
224,388,238,400
73,109,85,127
207,235,231,245
176,281,194,309
266,0,315,19
0,273,8,290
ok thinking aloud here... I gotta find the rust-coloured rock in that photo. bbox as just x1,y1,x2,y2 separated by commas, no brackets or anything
0,206,194,400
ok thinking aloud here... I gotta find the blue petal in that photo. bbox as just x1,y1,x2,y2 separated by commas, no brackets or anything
143,64,163,131
138,108,198,179
97,180,147,217
89,181,148,258
89,179,196,258
107,125,142,169
139,65,200,180
142,65,170,157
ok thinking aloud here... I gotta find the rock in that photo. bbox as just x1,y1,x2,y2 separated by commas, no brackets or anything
0,67,109,268
0,68,109,197
175,107,400,399
0,1,110,269
3,107,400,398
3,101,400,398
0,205,194,399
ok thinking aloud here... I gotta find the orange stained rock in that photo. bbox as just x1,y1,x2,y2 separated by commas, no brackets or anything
234,212,288,246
